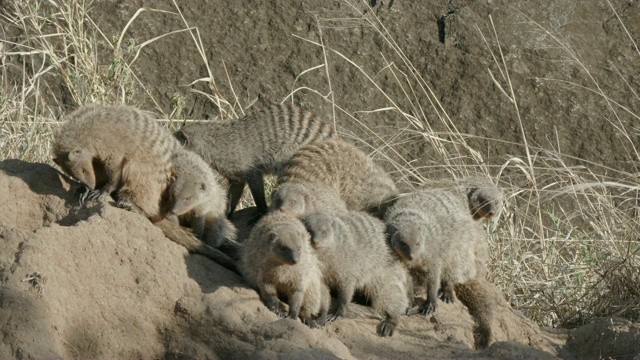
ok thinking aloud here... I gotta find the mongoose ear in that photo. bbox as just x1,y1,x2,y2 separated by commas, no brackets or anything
67,149,85,161
267,232,278,244
199,182,207,192
174,130,189,146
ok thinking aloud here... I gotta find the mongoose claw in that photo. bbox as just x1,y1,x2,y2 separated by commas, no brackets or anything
115,198,134,211
75,185,89,206
268,305,287,318
327,313,343,322
301,317,324,329
86,188,106,201
419,303,437,315
440,293,456,304
376,319,396,337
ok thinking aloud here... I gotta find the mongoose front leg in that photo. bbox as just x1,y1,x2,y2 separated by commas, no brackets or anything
86,165,122,202
191,215,206,239
329,280,356,322
287,287,305,321
421,269,441,314
376,314,399,337
259,282,287,318
226,181,246,217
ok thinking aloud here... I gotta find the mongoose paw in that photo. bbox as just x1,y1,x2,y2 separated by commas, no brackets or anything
268,305,287,318
418,302,437,315
301,317,324,329
376,319,396,337
440,293,456,304
86,188,109,202
115,198,134,211
75,185,90,206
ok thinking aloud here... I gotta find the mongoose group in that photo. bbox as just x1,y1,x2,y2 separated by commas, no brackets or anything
52,102,504,346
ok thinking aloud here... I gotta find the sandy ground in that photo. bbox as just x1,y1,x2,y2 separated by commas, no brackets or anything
2,159,639,359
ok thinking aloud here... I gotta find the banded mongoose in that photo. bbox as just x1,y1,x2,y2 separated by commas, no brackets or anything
282,139,398,217
270,182,347,218
52,103,238,272
168,148,240,259
384,188,487,314
174,103,336,219
422,177,503,220
240,211,330,327
302,211,409,337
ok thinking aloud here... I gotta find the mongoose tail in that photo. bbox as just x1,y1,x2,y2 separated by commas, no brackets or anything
153,219,239,274
454,278,496,349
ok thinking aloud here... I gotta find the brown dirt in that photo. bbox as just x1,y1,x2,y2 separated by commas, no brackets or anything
0,159,560,358
0,159,637,359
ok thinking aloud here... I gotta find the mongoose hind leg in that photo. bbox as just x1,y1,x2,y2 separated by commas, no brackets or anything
227,181,246,217
246,171,268,223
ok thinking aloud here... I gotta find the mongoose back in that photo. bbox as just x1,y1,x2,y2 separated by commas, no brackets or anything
384,188,487,314
240,212,330,327
302,210,409,337
168,148,240,259
270,182,347,218
283,139,398,217
175,103,336,218
422,177,503,220
52,104,238,272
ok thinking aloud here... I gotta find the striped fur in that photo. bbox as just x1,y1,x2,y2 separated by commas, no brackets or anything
302,210,409,337
176,103,336,216
384,188,488,315
283,139,398,217
52,103,179,218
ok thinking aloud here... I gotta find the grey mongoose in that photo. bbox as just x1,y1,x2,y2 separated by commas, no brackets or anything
167,148,240,259
240,211,330,327
303,210,409,337
282,139,398,217
384,187,487,314
175,103,336,219
52,103,238,272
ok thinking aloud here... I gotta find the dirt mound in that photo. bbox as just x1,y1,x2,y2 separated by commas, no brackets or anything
0,159,568,358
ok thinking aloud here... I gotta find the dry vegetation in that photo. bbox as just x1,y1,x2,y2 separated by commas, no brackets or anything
1,0,639,329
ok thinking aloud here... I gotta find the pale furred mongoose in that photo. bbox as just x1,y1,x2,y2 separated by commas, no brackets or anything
174,103,336,218
282,139,398,218
384,188,487,314
302,211,409,337
52,103,238,272
270,181,347,218
240,211,330,327
168,148,240,259
421,177,503,220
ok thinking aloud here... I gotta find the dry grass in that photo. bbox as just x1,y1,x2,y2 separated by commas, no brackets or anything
1,0,639,329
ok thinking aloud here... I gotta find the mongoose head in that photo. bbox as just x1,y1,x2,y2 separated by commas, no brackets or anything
467,186,503,220
302,212,335,250
53,148,96,190
169,177,207,216
266,223,309,265
271,183,310,216
389,224,426,262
